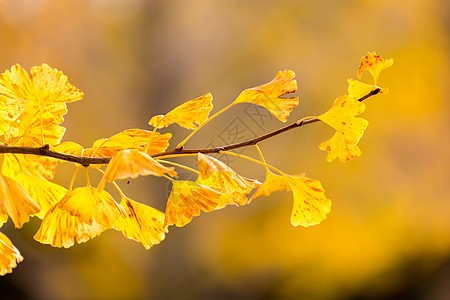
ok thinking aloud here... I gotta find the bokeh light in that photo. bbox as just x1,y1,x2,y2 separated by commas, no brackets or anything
1,0,449,299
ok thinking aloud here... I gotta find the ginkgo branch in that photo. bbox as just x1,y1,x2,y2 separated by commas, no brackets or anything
0,88,380,166
0,53,394,276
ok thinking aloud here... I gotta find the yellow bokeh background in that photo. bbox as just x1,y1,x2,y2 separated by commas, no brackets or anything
1,0,449,299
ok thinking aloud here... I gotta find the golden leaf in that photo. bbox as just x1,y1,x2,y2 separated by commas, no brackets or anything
2,153,58,180
17,105,66,147
357,52,394,85
34,186,125,248
0,97,27,137
114,197,168,249
233,70,299,122
0,232,23,276
347,79,376,100
250,169,304,203
164,181,222,227
57,186,125,227
84,129,171,158
101,149,177,186
317,95,368,146
34,207,105,248
196,171,256,209
148,93,213,129
284,175,331,227
197,153,260,207
52,142,84,157
29,64,84,105
5,171,67,219
92,129,152,149
0,174,40,228
319,132,362,163
0,64,34,102
144,132,171,155
0,65,34,136
0,64,82,143
0,213,7,228
347,78,389,100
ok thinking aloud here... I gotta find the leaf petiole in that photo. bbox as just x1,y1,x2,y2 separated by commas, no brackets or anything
157,159,200,175
219,150,285,176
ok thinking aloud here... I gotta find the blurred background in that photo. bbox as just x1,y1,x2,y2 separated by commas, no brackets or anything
1,0,449,299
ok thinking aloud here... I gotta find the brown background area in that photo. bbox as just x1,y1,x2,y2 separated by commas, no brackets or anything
0,0,449,299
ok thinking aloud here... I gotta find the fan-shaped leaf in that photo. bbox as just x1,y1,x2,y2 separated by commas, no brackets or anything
357,52,393,85
283,175,331,227
114,197,167,249
164,181,222,227
233,70,298,122
148,93,213,129
0,232,23,276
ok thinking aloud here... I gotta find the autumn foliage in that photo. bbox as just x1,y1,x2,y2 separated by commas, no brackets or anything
0,52,392,275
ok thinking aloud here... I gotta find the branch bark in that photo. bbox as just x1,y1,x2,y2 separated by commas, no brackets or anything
0,88,380,166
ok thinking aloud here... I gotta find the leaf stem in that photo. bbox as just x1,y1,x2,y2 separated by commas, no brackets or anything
94,167,127,200
144,117,164,154
157,159,200,175
69,165,82,190
162,174,175,183
85,167,91,187
254,145,268,170
0,88,381,166
220,150,285,176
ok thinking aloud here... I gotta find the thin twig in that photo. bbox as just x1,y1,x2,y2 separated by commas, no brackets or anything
0,88,380,166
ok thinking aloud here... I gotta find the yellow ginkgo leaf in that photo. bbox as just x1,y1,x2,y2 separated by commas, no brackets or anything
148,93,213,130
317,95,368,146
164,181,222,227
0,63,81,155
197,153,260,207
84,129,171,157
6,171,67,219
29,64,84,105
92,129,151,149
85,129,151,157
0,64,34,102
0,232,23,276
34,207,105,248
101,149,177,187
144,132,171,156
57,186,125,227
0,97,27,137
2,153,58,180
347,79,376,100
17,105,66,147
0,213,7,228
43,102,69,124
52,142,84,157
250,169,305,203
283,175,331,227
0,174,40,228
34,186,125,248
196,170,258,209
319,132,362,163
347,79,389,100
233,70,299,122
114,197,168,249
357,52,394,85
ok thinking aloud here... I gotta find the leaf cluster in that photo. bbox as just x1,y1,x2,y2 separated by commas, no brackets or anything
0,52,392,275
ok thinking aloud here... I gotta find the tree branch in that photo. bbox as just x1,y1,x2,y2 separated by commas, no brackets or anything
0,88,380,166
